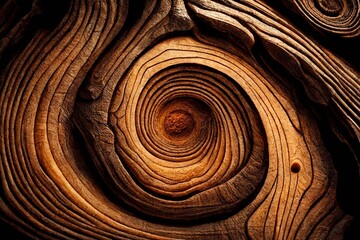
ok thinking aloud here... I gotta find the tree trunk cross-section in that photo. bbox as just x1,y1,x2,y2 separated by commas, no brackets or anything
0,0,359,239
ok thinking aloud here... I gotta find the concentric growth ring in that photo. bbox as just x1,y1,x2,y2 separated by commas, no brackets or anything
112,65,255,198
76,37,268,221
296,0,360,37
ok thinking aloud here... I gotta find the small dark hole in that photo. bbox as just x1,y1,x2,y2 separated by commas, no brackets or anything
291,161,301,173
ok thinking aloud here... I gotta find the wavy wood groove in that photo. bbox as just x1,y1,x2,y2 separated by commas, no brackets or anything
0,0,359,239
283,0,360,37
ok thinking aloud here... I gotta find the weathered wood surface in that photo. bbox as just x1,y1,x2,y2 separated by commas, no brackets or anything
0,0,359,239
279,0,360,37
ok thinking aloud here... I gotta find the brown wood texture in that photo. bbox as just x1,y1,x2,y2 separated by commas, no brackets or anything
0,0,359,239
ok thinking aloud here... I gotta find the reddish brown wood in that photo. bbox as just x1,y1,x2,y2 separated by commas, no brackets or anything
0,0,359,239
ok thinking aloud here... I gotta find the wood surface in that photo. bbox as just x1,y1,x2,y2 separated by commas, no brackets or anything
0,0,359,239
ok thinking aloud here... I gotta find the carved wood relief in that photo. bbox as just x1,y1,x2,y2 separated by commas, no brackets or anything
0,0,359,239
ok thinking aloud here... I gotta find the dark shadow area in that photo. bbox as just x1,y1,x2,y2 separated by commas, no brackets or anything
318,116,360,240
0,0,71,86
0,221,31,239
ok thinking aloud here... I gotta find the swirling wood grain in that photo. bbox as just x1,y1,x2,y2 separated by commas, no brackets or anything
75,37,268,222
283,0,360,37
189,0,359,144
0,0,359,239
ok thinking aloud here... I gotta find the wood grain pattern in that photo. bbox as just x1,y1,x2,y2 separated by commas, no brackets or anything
280,0,360,37
0,0,359,239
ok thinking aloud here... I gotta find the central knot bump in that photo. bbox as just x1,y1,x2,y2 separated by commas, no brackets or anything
164,110,195,137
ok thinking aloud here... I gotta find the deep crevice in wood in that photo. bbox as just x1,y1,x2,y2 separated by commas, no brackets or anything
0,0,358,239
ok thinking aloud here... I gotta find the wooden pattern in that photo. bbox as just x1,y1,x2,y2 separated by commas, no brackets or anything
0,0,359,239
279,0,360,37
